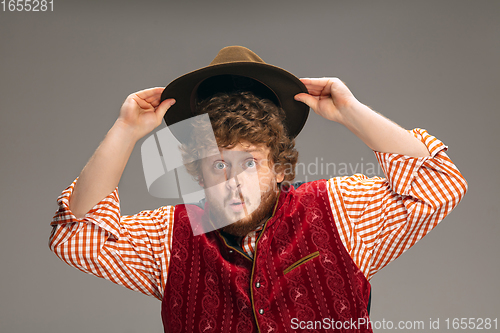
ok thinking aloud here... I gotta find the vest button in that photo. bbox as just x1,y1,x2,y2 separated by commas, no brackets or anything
228,250,234,254
258,309,264,315
255,282,261,288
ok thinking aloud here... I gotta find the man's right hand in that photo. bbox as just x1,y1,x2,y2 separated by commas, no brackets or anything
116,87,176,142
69,88,175,218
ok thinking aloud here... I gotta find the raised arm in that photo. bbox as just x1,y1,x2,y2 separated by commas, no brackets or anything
295,78,467,279
294,77,430,158
50,88,176,299
70,88,175,218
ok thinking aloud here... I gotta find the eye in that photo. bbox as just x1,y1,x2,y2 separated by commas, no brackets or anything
213,161,227,170
244,159,256,168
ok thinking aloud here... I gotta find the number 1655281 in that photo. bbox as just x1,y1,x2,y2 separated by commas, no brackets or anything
2,0,54,11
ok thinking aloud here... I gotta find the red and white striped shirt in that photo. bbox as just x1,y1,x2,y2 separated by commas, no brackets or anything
49,128,467,300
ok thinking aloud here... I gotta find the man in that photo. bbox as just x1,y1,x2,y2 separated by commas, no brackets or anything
50,46,467,332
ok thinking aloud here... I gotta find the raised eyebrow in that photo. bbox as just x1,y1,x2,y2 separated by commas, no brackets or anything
245,148,266,153
243,151,267,159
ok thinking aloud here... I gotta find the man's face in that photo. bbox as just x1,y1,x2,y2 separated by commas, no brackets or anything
199,141,284,237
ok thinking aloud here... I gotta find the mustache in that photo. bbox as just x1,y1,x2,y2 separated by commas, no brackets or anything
221,179,277,207
223,191,252,206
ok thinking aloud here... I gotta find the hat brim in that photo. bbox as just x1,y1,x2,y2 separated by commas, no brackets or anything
161,61,309,142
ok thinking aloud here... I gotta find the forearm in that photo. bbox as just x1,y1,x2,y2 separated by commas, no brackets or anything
330,129,467,279
340,101,430,157
69,120,138,218
296,78,430,157
50,188,174,300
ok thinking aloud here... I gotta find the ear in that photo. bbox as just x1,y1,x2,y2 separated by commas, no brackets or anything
271,161,285,184
197,176,205,188
276,171,285,183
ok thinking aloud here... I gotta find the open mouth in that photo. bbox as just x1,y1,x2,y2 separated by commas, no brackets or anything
228,200,245,212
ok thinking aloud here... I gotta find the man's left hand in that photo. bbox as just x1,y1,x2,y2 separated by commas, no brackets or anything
294,77,360,125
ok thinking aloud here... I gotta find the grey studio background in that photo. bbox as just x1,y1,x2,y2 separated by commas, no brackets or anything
1,0,498,332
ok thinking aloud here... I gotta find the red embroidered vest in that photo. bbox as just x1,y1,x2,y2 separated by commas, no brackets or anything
162,180,372,332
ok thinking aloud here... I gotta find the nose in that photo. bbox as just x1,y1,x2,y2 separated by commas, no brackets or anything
225,167,243,190
225,177,240,190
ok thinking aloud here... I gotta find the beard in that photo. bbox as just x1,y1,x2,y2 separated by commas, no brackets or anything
207,181,279,237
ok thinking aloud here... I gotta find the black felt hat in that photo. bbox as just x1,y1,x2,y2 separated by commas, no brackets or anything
161,46,309,141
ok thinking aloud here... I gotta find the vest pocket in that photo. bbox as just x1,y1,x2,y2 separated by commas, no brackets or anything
283,251,320,275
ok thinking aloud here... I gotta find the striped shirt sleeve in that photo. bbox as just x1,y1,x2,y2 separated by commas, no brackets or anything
327,128,468,280
49,179,175,300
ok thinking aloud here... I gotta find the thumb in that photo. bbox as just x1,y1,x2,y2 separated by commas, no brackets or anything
156,98,176,123
294,93,317,110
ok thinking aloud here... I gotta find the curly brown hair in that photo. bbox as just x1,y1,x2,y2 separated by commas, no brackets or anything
181,91,298,184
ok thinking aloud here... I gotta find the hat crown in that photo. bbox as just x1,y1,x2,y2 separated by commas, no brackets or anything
209,46,265,66
162,46,309,140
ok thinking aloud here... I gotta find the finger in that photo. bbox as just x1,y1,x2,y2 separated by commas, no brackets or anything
143,88,165,106
328,78,355,101
134,87,164,99
131,95,156,110
300,77,333,87
299,78,333,96
294,93,318,110
155,98,176,123
303,89,327,97
128,87,165,110
134,87,165,106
